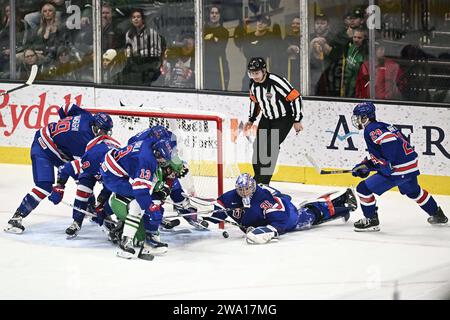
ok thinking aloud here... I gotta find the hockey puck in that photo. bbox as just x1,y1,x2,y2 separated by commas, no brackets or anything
222,231,229,238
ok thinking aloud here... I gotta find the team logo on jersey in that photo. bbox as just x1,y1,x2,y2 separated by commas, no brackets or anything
232,208,243,219
260,200,273,211
81,161,90,170
265,92,273,99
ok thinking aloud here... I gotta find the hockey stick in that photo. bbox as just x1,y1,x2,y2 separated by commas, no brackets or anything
305,153,352,175
61,200,118,226
0,65,38,97
181,192,217,206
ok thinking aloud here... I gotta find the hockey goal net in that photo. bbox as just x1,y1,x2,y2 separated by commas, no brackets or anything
88,108,240,199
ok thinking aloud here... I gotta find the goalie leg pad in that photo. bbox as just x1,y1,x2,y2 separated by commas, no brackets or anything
246,225,279,244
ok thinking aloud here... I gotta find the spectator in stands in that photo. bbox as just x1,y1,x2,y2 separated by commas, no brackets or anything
24,1,64,31
309,13,336,95
0,3,11,77
203,5,229,91
28,2,72,65
284,16,301,89
102,2,124,52
102,48,122,84
165,33,195,88
45,46,79,81
355,42,404,99
238,14,275,90
343,27,367,97
121,8,166,86
17,48,45,80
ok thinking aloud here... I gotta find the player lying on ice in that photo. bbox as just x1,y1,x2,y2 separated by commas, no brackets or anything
206,173,358,244
5,103,114,234
350,101,447,231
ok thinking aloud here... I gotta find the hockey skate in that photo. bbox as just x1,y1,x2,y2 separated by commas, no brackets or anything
141,232,168,256
427,207,448,225
354,215,380,232
116,236,137,259
4,211,25,234
108,220,124,244
161,218,180,230
345,188,358,212
65,221,81,238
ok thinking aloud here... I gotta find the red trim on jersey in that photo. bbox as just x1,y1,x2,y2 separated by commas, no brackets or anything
217,199,226,209
417,190,429,205
324,195,335,216
394,161,418,173
105,154,127,177
41,127,60,154
375,133,396,145
359,195,375,204
76,189,92,199
32,188,47,199
132,180,153,189
85,135,121,152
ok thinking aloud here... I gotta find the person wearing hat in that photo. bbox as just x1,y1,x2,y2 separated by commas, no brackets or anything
239,14,277,90
102,48,122,84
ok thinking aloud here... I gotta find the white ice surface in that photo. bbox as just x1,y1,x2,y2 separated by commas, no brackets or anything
0,163,449,300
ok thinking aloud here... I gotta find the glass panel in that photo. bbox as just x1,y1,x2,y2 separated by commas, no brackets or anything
203,0,300,92
15,0,93,82
308,1,369,97
376,0,450,103
309,0,450,103
0,1,13,79
101,1,195,88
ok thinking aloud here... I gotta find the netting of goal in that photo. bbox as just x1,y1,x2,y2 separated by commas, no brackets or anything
88,108,241,199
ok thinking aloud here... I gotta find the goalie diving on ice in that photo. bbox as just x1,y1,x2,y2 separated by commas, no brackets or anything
205,173,358,244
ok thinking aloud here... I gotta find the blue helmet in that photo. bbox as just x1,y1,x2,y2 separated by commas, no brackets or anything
153,139,175,163
352,102,376,129
93,113,113,136
235,173,256,208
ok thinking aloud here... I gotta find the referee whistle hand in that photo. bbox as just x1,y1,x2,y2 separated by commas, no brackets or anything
294,122,303,135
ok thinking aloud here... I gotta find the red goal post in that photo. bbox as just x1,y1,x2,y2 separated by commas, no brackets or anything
87,108,225,197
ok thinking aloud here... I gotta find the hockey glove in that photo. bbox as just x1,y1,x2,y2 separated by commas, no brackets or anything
246,225,279,244
179,164,189,178
48,184,65,204
352,163,371,178
152,184,171,201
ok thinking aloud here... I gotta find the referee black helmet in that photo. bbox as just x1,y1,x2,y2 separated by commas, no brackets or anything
247,57,266,71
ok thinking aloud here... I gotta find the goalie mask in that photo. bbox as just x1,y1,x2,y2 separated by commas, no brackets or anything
351,102,376,130
235,173,256,208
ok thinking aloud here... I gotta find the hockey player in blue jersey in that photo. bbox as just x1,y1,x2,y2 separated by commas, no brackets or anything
208,173,357,244
100,136,176,258
47,133,121,238
4,103,114,234
350,102,447,231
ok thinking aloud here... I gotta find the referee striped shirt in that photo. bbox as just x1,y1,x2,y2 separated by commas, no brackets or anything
126,27,165,58
248,73,303,122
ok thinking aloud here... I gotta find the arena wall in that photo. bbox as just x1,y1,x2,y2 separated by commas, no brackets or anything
0,84,449,194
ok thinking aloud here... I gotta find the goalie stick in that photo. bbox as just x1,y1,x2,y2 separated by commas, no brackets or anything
305,153,352,175
0,65,38,97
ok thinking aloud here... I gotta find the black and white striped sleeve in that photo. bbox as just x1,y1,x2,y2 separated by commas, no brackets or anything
271,75,303,122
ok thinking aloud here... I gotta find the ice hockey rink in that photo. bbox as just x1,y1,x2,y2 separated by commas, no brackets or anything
0,163,449,300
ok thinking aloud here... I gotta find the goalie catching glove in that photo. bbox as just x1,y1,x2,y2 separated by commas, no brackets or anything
246,225,279,244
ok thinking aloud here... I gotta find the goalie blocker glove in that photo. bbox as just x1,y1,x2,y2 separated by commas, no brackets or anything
246,225,279,244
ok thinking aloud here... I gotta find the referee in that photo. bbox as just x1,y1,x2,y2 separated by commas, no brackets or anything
244,57,304,185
